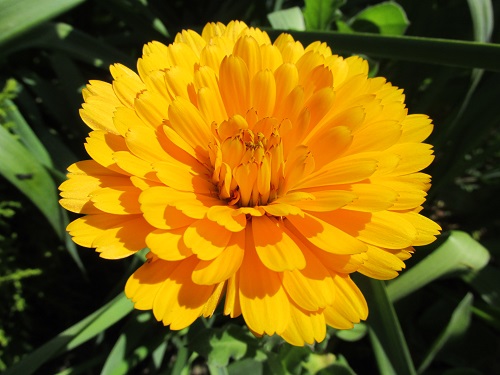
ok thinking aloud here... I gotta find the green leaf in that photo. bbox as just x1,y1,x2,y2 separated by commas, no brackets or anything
464,264,500,308
4,293,133,375
268,7,305,31
350,1,410,36
227,358,263,375
417,293,474,374
100,312,169,375
357,277,416,375
387,231,490,302
0,121,62,237
303,0,345,31
189,325,260,368
3,23,135,69
1,97,52,168
265,30,500,71
467,0,494,43
0,0,85,47
335,322,367,342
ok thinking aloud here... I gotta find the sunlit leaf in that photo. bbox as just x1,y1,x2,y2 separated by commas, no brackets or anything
303,0,345,31
387,231,490,302
0,0,85,47
349,1,409,36
268,7,305,30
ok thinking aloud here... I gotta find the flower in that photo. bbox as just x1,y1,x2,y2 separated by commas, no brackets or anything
59,20,441,345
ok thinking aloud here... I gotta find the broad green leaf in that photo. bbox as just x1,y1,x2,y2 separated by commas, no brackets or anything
302,353,336,374
387,231,490,302
227,358,263,375
357,277,416,375
351,2,409,36
4,293,133,375
266,30,500,71
417,293,474,374
189,324,260,368
268,7,305,31
303,0,345,31
0,121,62,237
0,0,85,47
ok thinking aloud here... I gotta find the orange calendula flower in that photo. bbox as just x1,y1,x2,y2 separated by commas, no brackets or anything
59,20,441,345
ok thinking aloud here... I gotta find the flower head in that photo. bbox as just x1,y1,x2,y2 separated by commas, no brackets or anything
60,21,441,345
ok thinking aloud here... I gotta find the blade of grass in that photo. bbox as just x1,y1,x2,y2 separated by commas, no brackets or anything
387,231,490,303
4,293,133,375
266,29,500,71
0,122,62,237
417,293,474,374
356,277,416,375
0,0,85,47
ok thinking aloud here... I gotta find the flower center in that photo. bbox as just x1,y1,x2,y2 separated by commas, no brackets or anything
209,113,285,207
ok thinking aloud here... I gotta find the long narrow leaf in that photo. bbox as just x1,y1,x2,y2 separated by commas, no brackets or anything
0,123,62,237
357,277,416,375
0,0,85,46
267,29,500,71
2,23,135,69
417,293,474,374
387,231,490,302
4,293,133,375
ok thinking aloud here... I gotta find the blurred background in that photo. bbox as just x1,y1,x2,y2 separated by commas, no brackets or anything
1,0,499,374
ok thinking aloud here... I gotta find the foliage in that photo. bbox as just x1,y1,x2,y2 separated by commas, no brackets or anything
1,0,499,374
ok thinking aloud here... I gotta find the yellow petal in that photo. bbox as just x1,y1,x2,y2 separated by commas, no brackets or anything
281,246,335,310
252,216,306,272
224,272,242,318
192,230,245,284
286,213,367,255
251,69,276,118
219,55,250,117
399,114,433,143
206,205,247,232
90,186,141,215
294,190,356,212
318,210,417,250
295,155,377,190
183,218,232,260
357,244,407,280
154,161,212,193
401,211,441,246
342,183,399,212
152,256,216,330
93,216,152,258
110,63,145,108
146,228,193,261
239,236,290,336
84,130,128,174
140,186,220,220
168,96,212,154
280,304,326,346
